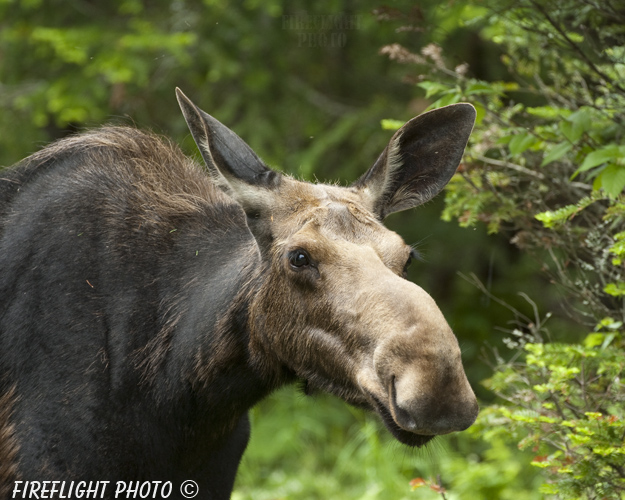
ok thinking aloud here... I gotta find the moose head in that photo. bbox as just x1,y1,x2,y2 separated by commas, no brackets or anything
177,88,478,447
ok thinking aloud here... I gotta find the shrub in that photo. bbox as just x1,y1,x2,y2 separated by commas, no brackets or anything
381,0,625,497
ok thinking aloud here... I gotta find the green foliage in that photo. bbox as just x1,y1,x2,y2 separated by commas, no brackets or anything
533,194,601,229
478,324,625,498
6,0,620,498
0,0,427,182
234,386,542,500
0,0,536,398
380,0,625,497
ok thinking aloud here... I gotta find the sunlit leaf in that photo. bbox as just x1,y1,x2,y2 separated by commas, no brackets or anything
604,282,625,297
380,119,404,131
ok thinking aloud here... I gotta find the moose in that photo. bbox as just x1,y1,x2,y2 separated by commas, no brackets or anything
0,88,478,499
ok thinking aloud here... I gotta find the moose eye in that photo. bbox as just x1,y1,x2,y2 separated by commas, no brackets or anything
288,249,311,269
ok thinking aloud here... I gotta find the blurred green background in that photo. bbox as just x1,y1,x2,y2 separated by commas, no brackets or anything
0,0,558,497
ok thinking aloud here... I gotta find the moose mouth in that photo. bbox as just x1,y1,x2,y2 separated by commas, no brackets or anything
302,377,434,447
365,391,434,448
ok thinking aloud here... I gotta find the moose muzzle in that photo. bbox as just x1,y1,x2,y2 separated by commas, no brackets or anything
359,277,478,444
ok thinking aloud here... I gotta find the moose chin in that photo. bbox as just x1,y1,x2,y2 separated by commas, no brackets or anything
0,88,478,499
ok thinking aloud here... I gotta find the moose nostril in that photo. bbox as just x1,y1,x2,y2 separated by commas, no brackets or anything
390,376,417,431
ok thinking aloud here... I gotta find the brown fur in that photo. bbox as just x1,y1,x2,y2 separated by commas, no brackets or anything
19,128,246,388
0,385,19,497
0,95,477,487
23,126,231,222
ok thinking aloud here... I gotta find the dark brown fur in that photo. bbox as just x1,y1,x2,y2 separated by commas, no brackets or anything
15,127,245,389
23,126,227,220
0,386,19,498
0,91,478,498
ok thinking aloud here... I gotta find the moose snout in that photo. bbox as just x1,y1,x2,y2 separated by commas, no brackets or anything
389,363,479,435
353,271,478,440
369,283,478,437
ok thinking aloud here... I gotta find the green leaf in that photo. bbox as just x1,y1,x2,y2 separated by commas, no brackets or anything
380,119,404,131
597,317,623,330
534,194,598,228
539,483,560,495
417,81,450,99
584,412,603,420
496,135,512,146
429,92,461,109
541,142,572,167
473,102,486,124
604,282,625,297
465,82,499,95
526,106,570,119
573,145,624,178
595,164,625,198
560,107,592,143
508,131,536,155
584,333,605,348
535,205,578,228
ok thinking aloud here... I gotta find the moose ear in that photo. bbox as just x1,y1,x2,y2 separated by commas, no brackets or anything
352,103,476,219
175,87,281,197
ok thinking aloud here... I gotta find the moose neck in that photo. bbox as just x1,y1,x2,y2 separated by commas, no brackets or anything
181,247,295,442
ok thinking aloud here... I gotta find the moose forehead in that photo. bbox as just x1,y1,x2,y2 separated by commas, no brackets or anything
271,179,410,265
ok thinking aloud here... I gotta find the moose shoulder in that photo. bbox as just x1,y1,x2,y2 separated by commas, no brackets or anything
0,88,478,499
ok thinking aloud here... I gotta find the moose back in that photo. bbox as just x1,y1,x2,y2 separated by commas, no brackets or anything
0,89,478,499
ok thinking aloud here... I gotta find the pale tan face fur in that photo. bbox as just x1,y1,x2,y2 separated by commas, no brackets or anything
248,178,478,446
177,88,479,446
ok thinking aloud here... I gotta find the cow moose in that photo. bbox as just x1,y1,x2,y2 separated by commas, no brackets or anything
0,88,478,499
